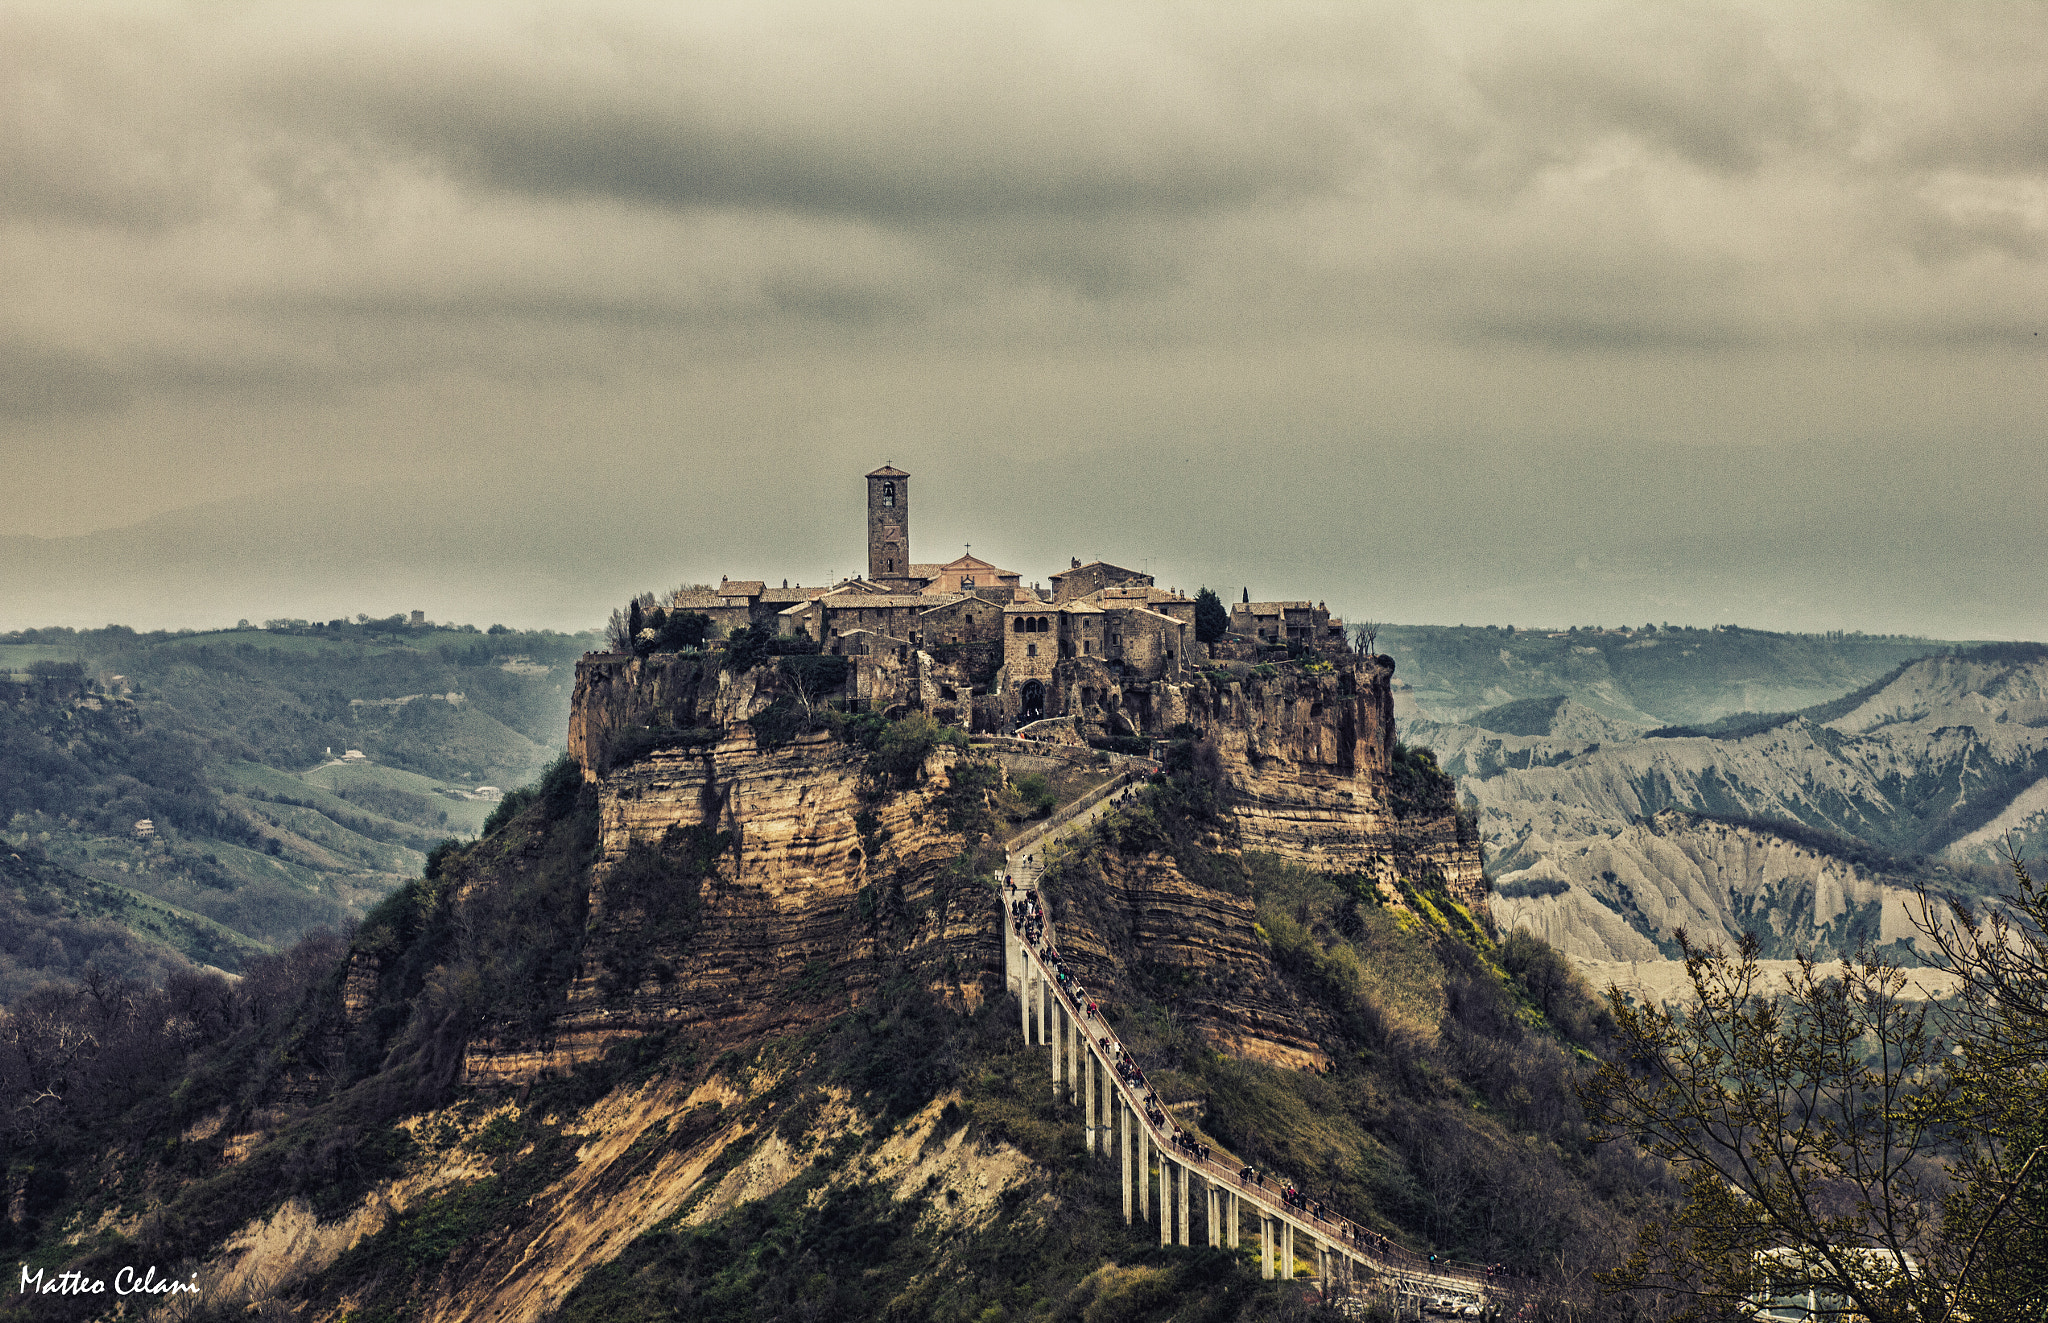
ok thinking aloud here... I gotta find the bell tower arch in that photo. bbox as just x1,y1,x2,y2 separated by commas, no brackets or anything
866,464,911,585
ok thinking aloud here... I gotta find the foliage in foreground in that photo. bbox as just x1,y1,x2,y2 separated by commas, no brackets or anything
1585,847,2048,1322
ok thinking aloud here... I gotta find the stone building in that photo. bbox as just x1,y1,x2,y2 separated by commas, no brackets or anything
920,552,1024,597
667,462,1337,737
1230,600,1345,649
866,465,916,588
1048,559,1151,602
668,579,769,638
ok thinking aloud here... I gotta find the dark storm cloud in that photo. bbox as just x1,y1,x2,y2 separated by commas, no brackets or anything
239,8,1345,224
0,343,132,418
2,3,2045,639
1469,7,1833,178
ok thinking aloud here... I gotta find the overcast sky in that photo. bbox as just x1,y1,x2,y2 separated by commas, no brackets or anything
3,3,2044,638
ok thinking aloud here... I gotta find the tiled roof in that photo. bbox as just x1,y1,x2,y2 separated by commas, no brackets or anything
917,597,1003,617
935,553,1018,575
1092,586,1188,603
1050,560,1147,581
867,464,910,478
1107,605,1186,626
672,591,740,609
718,580,766,597
822,594,964,608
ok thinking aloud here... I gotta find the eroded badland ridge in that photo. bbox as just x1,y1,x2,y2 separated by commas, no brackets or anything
3,469,1665,1323
1405,646,2048,970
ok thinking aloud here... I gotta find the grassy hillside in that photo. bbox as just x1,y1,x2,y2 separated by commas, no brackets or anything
0,619,595,980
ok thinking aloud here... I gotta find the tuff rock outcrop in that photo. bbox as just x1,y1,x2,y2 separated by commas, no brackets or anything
475,650,1482,1084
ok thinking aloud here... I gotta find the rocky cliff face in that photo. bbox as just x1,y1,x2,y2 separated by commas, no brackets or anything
467,658,997,1084
527,650,1484,1081
1182,659,1485,908
1043,846,1337,1072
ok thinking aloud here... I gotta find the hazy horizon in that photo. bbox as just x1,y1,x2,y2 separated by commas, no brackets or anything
5,4,2045,640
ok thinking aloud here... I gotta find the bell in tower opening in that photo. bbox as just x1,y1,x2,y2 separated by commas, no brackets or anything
866,464,911,586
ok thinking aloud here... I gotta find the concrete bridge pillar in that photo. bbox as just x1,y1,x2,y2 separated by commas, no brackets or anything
1176,1159,1190,1247
1120,1098,1132,1223
1159,1158,1173,1247
1283,1221,1295,1279
1049,993,1061,1096
1004,901,1020,995
1101,1048,1116,1156
1205,1179,1220,1248
1065,1004,1079,1098
1227,1191,1241,1249
1137,1123,1149,1221
1261,1216,1275,1280
1084,1046,1096,1152
1020,959,1031,1042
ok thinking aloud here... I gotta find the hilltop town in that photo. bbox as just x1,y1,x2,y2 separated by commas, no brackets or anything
619,464,1351,739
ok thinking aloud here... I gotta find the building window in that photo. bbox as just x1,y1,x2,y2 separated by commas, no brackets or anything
1027,643,1037,657
961,575,974,589
882,482,895,507
1014,618,1026,634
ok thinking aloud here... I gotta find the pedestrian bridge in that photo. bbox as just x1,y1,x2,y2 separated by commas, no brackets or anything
1000,778,1497,1315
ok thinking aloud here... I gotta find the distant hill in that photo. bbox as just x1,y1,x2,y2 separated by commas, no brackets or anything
1404,643,2048,963
1,620,596,978
1383,623,1949,726
1466,694,1640,743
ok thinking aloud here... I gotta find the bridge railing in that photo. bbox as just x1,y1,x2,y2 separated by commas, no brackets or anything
1014,925,1491,1302
1007,767,1147,858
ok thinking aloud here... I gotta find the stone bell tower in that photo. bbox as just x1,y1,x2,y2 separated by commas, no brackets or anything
866,464,911,586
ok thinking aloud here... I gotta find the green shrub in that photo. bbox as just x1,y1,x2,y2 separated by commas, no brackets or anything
607,724,720,770
867,713,960,788
1013,772,1057,818
723,624,773,673
1496,876,1569,900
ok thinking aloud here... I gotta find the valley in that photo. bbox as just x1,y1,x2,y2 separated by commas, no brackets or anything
0,621,592,990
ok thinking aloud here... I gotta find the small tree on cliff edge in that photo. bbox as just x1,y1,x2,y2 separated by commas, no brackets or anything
1194,587,1229,644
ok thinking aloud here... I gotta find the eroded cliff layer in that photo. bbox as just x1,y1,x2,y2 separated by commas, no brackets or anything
1180,661,1484,907
507,649,1483,1082
467,661,996,1083
1043,847,1337,1072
